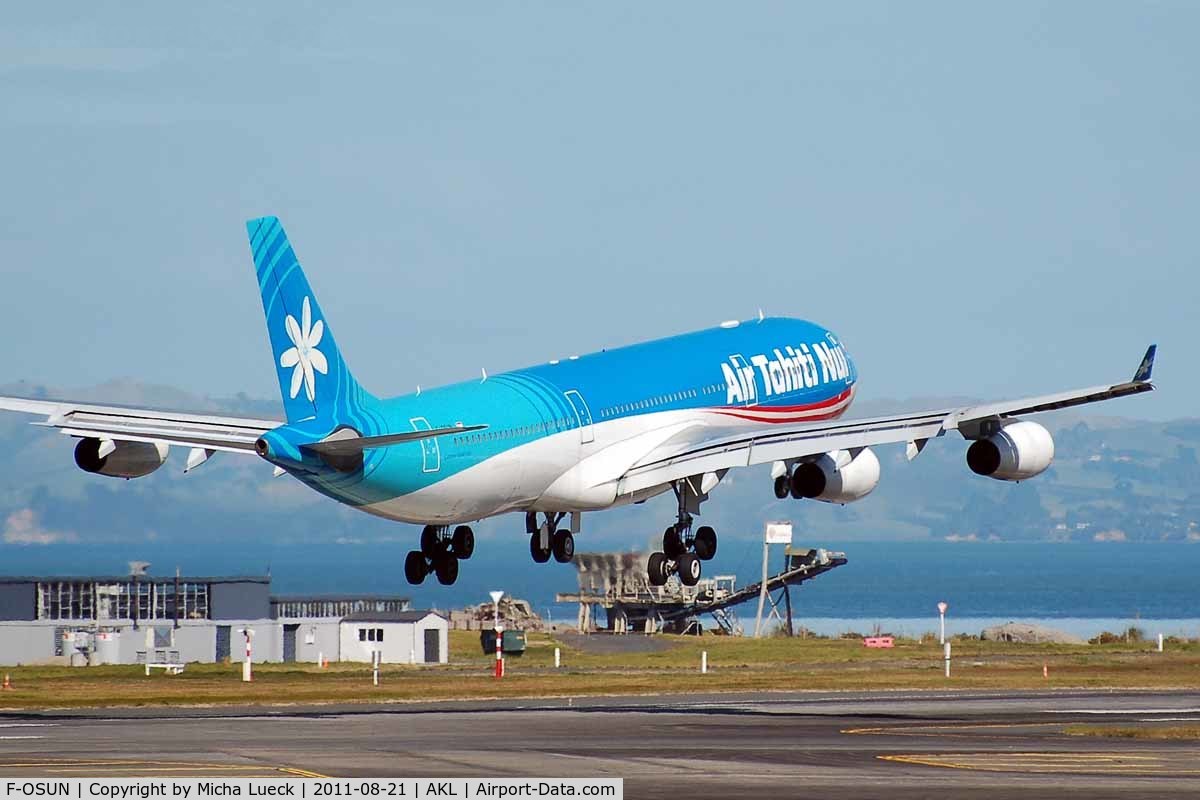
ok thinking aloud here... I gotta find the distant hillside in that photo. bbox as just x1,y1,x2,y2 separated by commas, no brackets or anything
0,381,1194,551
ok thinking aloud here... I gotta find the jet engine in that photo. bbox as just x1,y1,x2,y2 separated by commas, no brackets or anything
74,438,169,479
789,447,880,504
966,420,1054,481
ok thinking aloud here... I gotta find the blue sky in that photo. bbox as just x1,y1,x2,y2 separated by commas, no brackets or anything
0,3,1194,419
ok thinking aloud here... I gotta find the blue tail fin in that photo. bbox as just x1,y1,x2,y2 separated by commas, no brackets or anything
246,216,373,423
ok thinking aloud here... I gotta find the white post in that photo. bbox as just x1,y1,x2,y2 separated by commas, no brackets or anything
756,522,792,637
372,650,380,686
937,601,948,645
701,651,708,674
241,629,254,683
753,538,769,638
1158,633,1164,652
943,642,951,678
554,647,561,669
317,650,323,669
490,590,505,679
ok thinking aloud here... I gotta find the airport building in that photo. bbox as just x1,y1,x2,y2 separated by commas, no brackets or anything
0,574,447,666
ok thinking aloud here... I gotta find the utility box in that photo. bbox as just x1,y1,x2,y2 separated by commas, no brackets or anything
480,629,527,656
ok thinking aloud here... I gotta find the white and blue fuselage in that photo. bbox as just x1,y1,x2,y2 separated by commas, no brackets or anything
260,316,857,525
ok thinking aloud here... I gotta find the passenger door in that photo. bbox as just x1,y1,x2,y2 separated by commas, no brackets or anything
564,390,594,444
410,417,441,473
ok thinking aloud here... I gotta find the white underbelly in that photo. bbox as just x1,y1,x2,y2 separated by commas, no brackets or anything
358,408,744,524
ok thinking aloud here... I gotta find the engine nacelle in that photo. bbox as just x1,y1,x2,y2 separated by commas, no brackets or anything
790,447,880,504
966,420,1054,481
74,438,169,479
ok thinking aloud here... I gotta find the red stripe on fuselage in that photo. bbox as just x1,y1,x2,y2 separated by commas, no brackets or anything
711,386,854,423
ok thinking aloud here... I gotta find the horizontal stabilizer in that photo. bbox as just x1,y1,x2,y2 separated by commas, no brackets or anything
301,425,486,457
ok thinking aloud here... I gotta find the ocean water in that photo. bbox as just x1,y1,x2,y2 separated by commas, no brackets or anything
2,540,1197,638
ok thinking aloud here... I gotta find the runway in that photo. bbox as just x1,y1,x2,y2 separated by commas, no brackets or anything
3,689,1199,798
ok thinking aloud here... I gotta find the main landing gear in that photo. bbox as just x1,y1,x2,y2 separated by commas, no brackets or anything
526,512,575,564
405,524,475,586
647,478,719,588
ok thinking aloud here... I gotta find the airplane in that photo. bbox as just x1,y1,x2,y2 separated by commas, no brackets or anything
0,216,1157,587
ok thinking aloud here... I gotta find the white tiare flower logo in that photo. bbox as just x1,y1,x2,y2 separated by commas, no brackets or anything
279,296,328,401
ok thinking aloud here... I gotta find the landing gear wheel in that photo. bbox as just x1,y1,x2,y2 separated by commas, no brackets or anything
530,533,552,563
773,475,790,499
434,555,459,586
451,525,475,559
677,553,701,586
647,552,669,587
694,526,717,561
404,551,427,585
420,525,441,557
552,529,575,563
663,526,686,558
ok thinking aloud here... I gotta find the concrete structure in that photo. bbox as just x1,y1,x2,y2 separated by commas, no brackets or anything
980,621,1086,644
0,574,417,666
558,547,848,635
339,611,448,664
448,597,546,632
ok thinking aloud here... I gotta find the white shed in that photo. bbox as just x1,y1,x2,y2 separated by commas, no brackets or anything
339,610,448,664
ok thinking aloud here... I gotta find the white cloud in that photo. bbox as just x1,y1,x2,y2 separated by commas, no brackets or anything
2,508,77,545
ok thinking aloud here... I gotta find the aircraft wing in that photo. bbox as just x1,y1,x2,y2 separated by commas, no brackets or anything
617,345,1157,495
0,397,279,455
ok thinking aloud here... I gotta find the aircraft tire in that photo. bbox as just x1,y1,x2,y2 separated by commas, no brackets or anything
677,553,701,587
663,526,685,558
434,555,459,586
404,551,427,585
694,526,717,561
452,525,475,559
420,525,441,557
552,529,575,563
647,552,668,586
530,533,552,564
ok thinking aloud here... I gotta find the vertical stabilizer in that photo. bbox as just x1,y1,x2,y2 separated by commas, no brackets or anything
246,216,372,423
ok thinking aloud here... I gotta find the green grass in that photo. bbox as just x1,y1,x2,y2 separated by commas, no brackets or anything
0,633,1197,711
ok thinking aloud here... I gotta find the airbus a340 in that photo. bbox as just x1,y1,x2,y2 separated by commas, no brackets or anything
0,217,1157,586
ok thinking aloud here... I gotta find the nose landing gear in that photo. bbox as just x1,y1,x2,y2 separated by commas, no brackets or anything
406,524,475,585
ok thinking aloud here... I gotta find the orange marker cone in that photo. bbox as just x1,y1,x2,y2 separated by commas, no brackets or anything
2,673,12,690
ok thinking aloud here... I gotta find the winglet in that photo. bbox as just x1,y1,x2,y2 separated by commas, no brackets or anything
1133,344,1157,383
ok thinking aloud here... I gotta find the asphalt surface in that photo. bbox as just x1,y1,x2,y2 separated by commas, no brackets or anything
3,689,1199,798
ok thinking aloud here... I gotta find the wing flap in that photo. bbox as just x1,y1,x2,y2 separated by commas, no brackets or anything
0,395,278,454
617,345,1155,496
618,410,949,495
